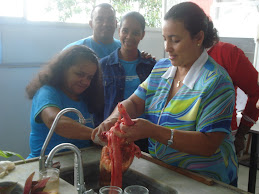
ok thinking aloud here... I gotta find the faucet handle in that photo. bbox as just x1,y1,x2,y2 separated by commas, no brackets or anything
52,161,61,169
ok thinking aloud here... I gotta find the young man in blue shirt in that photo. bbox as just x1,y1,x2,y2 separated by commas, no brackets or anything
63,3,121,59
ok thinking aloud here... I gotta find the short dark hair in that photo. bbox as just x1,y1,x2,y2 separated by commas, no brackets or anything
120,11,145,32
91,3,116,19
164,2,219,48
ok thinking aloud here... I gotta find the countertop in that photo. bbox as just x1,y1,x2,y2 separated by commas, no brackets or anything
0,146,249,194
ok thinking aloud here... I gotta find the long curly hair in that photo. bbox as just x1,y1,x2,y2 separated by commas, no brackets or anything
26,45,104,114
164,2,219,49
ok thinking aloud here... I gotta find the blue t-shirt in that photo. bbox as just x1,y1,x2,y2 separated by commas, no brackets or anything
27,85,94,159
63,36,121,59
119,58,141,99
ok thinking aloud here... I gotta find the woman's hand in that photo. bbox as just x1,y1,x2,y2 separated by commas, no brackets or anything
91,117,118,143
141,51,156,61
116,118,154,143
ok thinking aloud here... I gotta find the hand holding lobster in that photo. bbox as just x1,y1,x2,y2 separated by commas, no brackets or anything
96,103,141,188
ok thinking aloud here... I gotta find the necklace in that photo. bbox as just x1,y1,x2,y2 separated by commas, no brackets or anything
176,80,181,87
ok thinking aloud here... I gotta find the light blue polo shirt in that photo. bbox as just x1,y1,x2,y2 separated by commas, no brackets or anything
63,36,121,59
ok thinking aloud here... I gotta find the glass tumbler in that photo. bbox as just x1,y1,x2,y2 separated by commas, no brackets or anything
124,185,149,194
39,167,60,194
99,186,123,194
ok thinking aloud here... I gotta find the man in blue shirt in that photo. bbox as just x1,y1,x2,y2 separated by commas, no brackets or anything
63,3,121,59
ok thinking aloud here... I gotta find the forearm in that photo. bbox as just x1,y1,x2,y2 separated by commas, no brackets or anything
236,122,251,136
241,98,259,127
172,130,225,156
150,125,225,156
52,116,93,140
235,57,259,126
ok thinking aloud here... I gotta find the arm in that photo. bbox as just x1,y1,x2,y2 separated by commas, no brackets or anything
209,42,259,154
119,119,226,156
209,43,259,129
227,45,259,153
91,93,145,140
109,93,145,120
41,107,92,140
232,47,259,127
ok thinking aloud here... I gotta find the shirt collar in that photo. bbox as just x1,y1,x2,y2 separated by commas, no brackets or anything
161,49,208,89
107,48,142,65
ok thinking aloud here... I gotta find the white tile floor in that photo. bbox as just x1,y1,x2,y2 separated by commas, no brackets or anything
238,164,259,193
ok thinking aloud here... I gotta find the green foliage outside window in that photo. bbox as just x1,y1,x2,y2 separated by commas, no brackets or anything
46,0,162,28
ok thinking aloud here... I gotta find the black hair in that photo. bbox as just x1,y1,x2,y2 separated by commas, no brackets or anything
120,11,145,32
164,2,219,48
91,3,116,19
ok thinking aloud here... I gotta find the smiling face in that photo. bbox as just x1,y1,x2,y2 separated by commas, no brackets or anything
90,7,117,44
62,61,97,101
162,19,203,68
119,16,145,52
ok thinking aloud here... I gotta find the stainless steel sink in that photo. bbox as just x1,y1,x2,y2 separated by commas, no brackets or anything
60,161,177,194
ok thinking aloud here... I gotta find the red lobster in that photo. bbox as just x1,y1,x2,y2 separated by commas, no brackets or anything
99,103,141,188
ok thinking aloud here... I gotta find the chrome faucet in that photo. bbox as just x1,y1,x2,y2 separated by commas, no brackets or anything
39,108,86,172
45,143,91,194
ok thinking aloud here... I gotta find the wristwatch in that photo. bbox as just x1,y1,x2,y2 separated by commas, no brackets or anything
167,129,174,147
